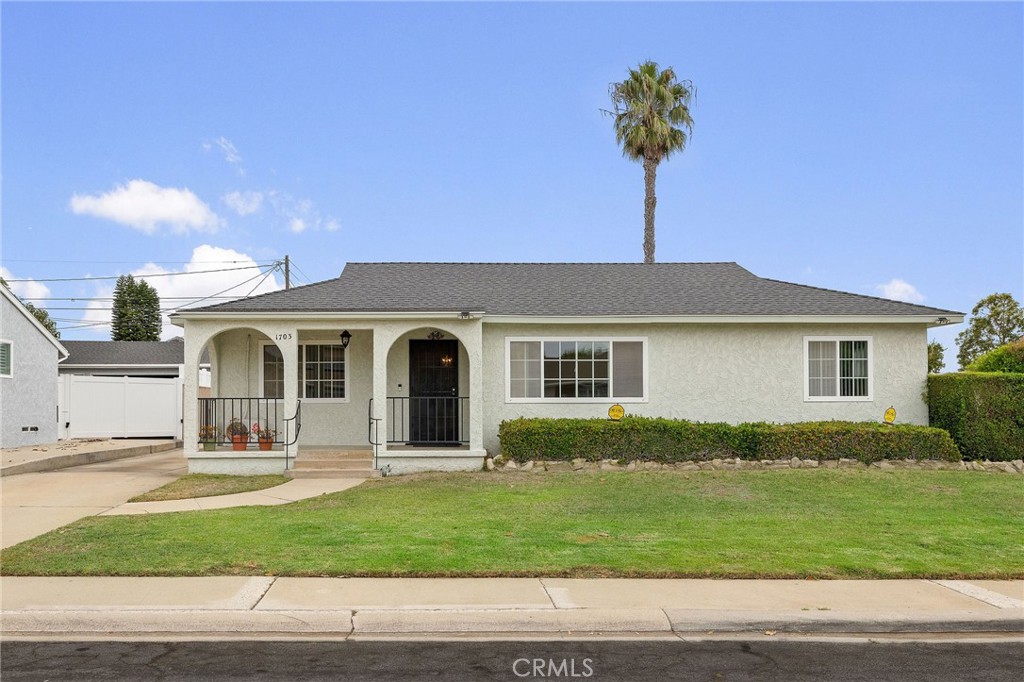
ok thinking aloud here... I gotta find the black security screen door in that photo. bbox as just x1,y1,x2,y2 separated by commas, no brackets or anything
409,340,459,444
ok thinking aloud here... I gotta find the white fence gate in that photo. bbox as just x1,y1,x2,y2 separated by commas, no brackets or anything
60,375,182,439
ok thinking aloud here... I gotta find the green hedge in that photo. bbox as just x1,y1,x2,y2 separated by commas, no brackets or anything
498,417,961,464
966,339,1024,373
928,372,1024,461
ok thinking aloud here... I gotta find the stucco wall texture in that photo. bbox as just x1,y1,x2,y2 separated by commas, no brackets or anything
200,320,927,457
480,323,928,455
1,296,61,448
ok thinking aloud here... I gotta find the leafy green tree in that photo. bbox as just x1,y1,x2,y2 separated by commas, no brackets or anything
24,302,60,339
609,60,694,264
111,275,162,341
966,339,1024,373
956,293,1024,369
927,341,944,373
0,277,60,339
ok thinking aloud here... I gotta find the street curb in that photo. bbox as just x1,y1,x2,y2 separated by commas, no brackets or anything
2,608,1020,638
662,608,1024,634
0,441,182,477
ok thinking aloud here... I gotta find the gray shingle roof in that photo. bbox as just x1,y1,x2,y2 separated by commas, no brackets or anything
62,339,191,366
183,262,961,317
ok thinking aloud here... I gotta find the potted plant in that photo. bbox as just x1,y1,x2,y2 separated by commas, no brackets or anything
198,424,218,451
225,418,250,451
253,422,277,451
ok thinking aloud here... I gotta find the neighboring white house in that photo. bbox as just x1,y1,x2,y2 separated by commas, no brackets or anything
170,262,964,476
0,285,69,448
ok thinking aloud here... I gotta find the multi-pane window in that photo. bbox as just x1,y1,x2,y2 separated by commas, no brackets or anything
0,341,11,377
301,344,346,399
508,339,646,401
806,337,871,400
262,343,347,401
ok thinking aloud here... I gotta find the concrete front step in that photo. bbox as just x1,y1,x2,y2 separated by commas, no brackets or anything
293,459,374,470
287,468,380,479
298,449,374,461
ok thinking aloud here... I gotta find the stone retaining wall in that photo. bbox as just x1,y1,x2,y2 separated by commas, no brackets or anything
485,456,1024,474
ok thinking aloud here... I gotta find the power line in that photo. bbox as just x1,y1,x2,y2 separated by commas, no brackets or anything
2,259,270,265
5,263,274,283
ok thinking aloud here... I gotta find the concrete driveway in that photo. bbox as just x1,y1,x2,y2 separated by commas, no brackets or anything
0,450,186,549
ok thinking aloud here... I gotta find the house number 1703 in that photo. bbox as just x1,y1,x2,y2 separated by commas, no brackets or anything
274,333,293,341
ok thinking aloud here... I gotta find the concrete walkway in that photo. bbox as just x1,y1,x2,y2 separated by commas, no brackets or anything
2,577,1021,640
101,478,365,516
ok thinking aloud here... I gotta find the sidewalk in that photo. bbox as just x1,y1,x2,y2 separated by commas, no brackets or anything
2,577,1021,640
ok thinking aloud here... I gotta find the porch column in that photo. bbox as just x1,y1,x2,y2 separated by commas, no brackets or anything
372,326,390,455
464,319,485,453
280,330,299,459
182,328,201,457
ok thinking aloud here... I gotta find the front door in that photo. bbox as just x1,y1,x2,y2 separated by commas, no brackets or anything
409,340,459,444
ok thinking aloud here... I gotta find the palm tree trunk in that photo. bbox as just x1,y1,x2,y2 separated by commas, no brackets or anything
643,156,658,263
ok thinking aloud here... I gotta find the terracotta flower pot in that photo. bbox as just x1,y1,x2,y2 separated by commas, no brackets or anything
231,434,248,451
258,438,273,451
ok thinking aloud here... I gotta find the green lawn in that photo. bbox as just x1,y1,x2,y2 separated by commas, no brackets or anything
2,470,1021,578
127,474,290,502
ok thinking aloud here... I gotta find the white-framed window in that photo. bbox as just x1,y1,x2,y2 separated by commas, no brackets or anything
260,341,348,402
506,337,648,403
0,340,11,378
804,336,872,401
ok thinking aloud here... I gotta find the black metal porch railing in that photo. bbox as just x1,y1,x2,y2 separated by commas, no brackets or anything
385,396,469,445
197,398,287,446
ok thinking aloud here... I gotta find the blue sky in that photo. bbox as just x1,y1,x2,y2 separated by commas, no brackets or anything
2,2,1021,362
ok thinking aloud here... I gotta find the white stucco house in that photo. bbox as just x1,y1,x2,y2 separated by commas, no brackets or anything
1,285,69,448
170,262,963,476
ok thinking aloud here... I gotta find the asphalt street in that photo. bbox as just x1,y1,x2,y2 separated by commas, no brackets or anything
3,639,1022,682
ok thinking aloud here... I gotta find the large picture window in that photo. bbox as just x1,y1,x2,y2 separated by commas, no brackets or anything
804,336,872,401
507,338,647,402
261,342,347,401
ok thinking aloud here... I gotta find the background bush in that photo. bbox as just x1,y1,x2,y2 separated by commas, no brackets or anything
928,372,1024,461
499,417,960,464
965,339,1024,373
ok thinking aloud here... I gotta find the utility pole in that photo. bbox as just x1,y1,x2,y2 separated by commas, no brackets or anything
284,255,290,290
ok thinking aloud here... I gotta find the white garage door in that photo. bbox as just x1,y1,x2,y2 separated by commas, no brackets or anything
64,375,181,439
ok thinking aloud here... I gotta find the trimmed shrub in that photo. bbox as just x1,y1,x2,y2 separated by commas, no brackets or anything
498,417,960,464
966,339,1024,373
928,372,1024,461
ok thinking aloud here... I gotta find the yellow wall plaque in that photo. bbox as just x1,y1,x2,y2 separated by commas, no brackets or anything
883,406,896,424
608,404,625,421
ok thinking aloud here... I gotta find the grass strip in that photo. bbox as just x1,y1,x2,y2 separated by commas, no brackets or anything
127,474,290,502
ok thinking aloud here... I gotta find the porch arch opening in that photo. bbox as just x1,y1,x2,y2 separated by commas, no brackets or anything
384,327,470,447
194,327,288,450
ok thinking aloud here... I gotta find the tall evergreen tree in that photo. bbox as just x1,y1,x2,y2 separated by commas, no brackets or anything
111,275,162,341
609,60,695,263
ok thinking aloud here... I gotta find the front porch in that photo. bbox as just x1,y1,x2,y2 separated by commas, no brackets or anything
182,319,488,476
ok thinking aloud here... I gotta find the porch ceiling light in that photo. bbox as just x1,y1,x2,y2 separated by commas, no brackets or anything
458,311,471,319
340,330,352,349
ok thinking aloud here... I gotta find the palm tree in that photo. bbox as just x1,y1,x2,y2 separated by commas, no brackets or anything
609,61,694,264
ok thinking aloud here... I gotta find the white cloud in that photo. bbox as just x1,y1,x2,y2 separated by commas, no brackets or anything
0,267,52,301
222,190,264,216
79,245,282,340
267,190,339,235
70,180,222,235
876,278,925,304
